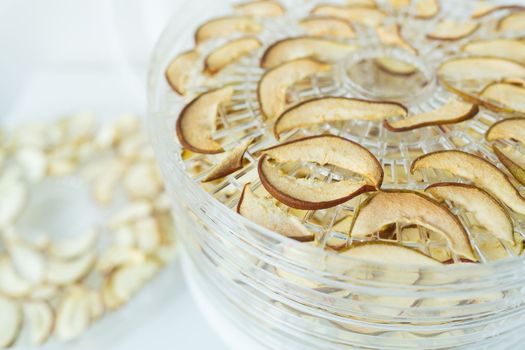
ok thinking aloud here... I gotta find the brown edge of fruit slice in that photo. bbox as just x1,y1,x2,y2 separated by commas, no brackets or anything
426,20,480,41
234,0,286,17
236,183,314,241
375,58,418,76
204,37,262,75
472,5,525,19
384,99,479,132
165,50,199,96
425,182,514,245
486,117,525,145
299,16,356,39
176,86,234,154
414,0,440,19
496,10,525,31
258,135,383,210
194,16,261,44
202,138,253,182
493,144,525,186
350,189,476,261
274,96,407,140
479,82,525,114
310,4,387,27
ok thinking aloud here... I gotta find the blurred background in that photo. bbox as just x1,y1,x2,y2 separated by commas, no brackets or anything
0,0,229,349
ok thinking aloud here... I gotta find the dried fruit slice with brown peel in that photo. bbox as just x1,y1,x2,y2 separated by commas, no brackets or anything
165,50,199,95
203,138,253,182
176,86,234,154
345,0,377,6
257,58,330,120
486,118,525,145
411,150,525,215
194,16,261,44
204,37,262,75
384,99,479,132
479,83,525,114
24,301,54,345
493,145,525,186
274,97,407,139
376,24,417,54
415,0,439,19
426,183,514,244
234,0,285,17
299,17,356,39
0,297,22,348
427,20,479,41
258,135,383,210
497,11,525,32
311,5,387,27
375,57,418,76
350,190,476,261
472,3,525,19
237,184,314,241
260,37,355,69
462,39,525,65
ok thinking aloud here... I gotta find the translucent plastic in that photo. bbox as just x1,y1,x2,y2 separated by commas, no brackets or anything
148,0,525,348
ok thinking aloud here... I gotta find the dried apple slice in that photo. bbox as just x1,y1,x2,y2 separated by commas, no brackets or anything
415,0,439,19
493,144,525,186
257,58,330,120
311,5,386,27
479,83,525,114
234,0,285,17
350,190,475,261
486,118,525,145
0,297,22,348
165,50,198,96
194,16,261,44
384,99,478,132
274,97,407,139
24,301,54,345
176,86,234,154
375,57,418,76
438,57,525,86
411,150,525,215
203,138,252,182
258,135,383,210
497,11,525,32
462,39,525,64
260,37,355,69
341,242,442,267
299,17,356,39
427,20,479,41
204,37,261,75
426,183,514,244
237,184,313,241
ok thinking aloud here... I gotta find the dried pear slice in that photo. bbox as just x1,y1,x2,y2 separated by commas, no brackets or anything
375,57,418,76
274,97,407,139
480,83,525,114
299,17,356,39
411,150,525,215
426,182,514,244
427,20,479,41
346,0,377,6
203,138,252,182
165,50,198,95
261,37,355,69
389,0,410,10
0,297,22,348
311,5,387,27
237,184,313,241
176,86,234,154
493,144,525,186
204,37,261,75
258,135,383,210
234,0,285,17
497,11,525,32
376,24,417,54
438,57,525,87
486,118,525,144
384,99,478,132
24,301,54,345
472,3,524,19
194,16,261,44
257,58,330,120
341,242,442,267
415,0,439,19
462,39,525,64
350,190,475,261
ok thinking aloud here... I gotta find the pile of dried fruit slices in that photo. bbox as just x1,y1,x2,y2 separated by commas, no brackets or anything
165,0,525,265
0,114,176,348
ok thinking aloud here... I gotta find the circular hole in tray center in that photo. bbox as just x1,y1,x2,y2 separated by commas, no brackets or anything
16,177,103,241
341,47,436,103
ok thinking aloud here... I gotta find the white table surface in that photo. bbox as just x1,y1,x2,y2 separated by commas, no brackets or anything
0,1,230,349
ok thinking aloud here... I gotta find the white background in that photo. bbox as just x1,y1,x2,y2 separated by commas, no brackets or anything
0,0,229,349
